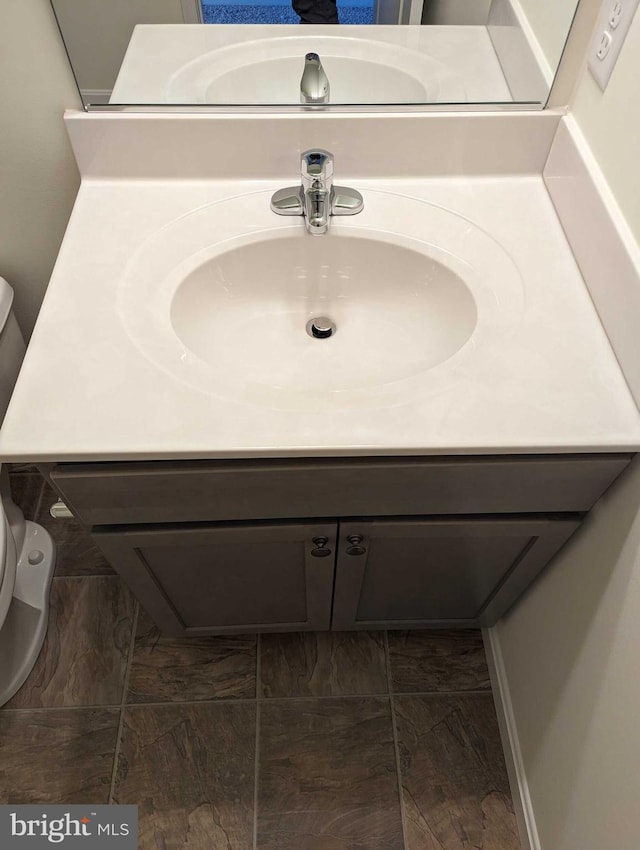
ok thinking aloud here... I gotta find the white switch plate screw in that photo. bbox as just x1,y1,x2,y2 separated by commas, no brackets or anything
588,0,640,89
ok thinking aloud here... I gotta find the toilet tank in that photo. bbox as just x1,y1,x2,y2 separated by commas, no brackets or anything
0,278,26,424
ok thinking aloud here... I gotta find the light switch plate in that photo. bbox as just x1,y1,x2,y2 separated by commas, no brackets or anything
588,0,640,90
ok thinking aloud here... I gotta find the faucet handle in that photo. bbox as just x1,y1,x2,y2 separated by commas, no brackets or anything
301,149,334,185
332,186,364,216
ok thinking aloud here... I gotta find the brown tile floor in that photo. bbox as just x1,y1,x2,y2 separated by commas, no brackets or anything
1,470,522,849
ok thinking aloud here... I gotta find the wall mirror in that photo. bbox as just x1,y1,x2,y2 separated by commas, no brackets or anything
50,0,580,108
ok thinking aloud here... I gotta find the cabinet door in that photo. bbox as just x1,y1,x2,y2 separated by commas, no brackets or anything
94,522,336,636
332,517,580,629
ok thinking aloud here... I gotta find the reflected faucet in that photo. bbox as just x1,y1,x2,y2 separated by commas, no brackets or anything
270,149,364,235
300,53,330,105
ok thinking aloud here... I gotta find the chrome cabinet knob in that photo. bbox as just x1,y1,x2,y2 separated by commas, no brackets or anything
310,536,332,558
346,534,366,556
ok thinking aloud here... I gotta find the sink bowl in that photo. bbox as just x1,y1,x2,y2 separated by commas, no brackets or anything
171,234,477,391
166,36,466,103
118,190,524,411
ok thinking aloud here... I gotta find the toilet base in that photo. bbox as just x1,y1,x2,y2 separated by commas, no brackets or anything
0,520,56,706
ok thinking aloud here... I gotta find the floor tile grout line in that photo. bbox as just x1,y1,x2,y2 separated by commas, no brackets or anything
108,601,140,805
256,632,262,702
51,574,120,582
383,629,391,697
254,700,261,850
0,704,125,715
124,696,261,708
385,631,409,850
243,686,493,701
244,692,392,702
118,689,495,708
0,687,493,716
253,633,261,850
392,688,494,697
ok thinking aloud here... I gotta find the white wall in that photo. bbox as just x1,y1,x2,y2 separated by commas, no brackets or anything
495,15,640,849
0,0,81,338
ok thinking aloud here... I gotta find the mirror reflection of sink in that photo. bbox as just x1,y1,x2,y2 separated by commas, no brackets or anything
118,190,524,411
109,25,515,105
166,36,465,103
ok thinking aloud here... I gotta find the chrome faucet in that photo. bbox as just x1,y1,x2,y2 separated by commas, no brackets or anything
301,149,333,233
270,149,364,235
300,53,330,105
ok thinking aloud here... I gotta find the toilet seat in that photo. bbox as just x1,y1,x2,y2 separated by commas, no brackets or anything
0,509,5,587
0,516,55,706
0,278,56,706
0,510,18,628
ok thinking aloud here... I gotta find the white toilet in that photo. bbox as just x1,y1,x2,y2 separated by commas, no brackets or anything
0,276,55,706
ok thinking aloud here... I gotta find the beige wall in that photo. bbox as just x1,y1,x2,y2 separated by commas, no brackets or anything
0,0,81,339
496,459,640,850
51,0,187,96
422,0,491,26
515,0,579,71
571,10,640,243
496,16,640,850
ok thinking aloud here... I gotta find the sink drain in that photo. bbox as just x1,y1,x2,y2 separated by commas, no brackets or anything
306,317,336,339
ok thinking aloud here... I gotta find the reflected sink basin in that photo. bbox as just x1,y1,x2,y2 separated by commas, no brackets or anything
118,190,523,411
166,36,466,103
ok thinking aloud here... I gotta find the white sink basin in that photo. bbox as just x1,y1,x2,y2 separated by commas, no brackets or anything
166,36,466,103
118,190,524,411
171,234,477,390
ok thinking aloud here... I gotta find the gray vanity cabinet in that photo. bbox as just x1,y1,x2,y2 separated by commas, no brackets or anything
93,522,337,636
48,453,632,636
92,515,580,635
331,517,580,630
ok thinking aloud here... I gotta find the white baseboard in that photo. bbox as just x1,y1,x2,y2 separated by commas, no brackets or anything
483,627,541,850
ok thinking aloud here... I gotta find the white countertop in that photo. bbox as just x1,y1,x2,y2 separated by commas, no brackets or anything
2,171,639,461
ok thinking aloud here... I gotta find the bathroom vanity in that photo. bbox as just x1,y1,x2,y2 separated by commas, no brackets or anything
3,112,640,638
44,453,630,635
